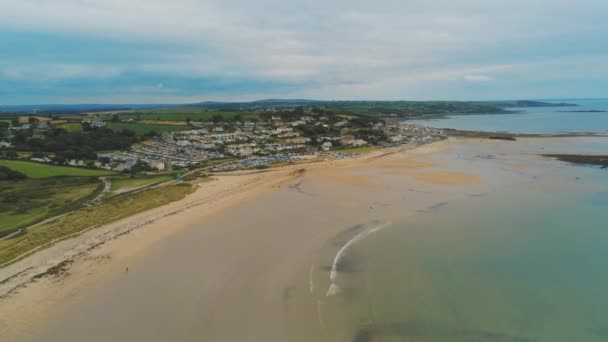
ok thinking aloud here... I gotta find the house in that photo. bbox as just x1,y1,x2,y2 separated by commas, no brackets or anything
91,118,106,128
30,157,51,163
33,122,49,138
322,141,333,151
67,160,85,166
351,139,368,147
150,160,167,171
383,117,401,126
113,159,138,172
286,137,311,144
334,120,349,127
9,124,31,131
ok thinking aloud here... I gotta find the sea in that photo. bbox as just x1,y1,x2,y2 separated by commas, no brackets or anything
315,104,608,341
337,165,608,341
408,99,608,134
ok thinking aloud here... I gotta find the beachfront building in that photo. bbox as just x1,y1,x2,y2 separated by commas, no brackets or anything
150,160,167,171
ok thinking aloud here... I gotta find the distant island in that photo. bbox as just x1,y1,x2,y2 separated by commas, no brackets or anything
558,110,607,113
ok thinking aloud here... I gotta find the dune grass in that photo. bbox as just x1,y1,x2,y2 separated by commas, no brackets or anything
0,183,194,266
0,177,102,236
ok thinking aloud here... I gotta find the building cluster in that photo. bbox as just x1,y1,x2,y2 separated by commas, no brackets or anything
210,154,300,172
388,123,446,145
77,114,446,172
2,108,447,172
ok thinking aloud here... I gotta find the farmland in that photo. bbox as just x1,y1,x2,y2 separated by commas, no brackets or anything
0,160,114,178
137,120,189,126
55,122,84,132
107,123,191,136
118,108,259,122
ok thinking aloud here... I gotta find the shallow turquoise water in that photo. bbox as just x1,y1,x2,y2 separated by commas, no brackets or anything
409,99,608,134
343,166,608,341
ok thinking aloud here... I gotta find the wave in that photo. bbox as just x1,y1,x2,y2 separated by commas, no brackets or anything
326,221,391,297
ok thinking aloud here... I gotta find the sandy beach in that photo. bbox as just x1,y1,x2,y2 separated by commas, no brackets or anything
0,137,586,342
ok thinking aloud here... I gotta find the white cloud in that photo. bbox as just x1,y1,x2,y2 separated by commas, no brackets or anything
464,74,495,82
0,63,123,81
0,0,606,101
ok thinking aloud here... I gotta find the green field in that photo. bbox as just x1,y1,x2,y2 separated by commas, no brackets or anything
0,160,114,178
0,183,194,266
109,174,172,194
0,177,102,236
107,123,191,136
118,108,259,122
55,122,83,132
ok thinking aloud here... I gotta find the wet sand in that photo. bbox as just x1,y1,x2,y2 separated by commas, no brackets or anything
0,137,590,342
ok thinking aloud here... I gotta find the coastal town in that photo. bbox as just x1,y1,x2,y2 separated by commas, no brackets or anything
1,106,447,173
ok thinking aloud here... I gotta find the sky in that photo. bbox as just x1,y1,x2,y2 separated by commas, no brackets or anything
0,0,607,104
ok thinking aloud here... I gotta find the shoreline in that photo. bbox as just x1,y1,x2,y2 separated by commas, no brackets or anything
0,136,605,341
0,142,418,297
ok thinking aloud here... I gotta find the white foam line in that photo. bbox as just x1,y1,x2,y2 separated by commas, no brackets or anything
309,264,315,294
317,300,325,329
326,222,391,296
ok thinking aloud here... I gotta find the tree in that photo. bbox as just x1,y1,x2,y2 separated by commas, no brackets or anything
4,150,19,159
121,129,136,138
211,114,224,123
0,122,8,138
98,156,111,165
52,155,66,165
144,130,160,138
0,166,27,181
31,151,48,159
111,114,121,123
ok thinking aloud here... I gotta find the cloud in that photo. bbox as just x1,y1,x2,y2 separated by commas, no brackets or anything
0,0,607,103
464,74,495,82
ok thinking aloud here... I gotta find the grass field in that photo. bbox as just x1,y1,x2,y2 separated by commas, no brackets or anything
0,183,194,266
49,120,68,125
0,160,114,178
55,122,83,132
0,177,102,236
18,116,52,124
107,123,191,136
137,120,188,126
109,174,172,194
119,109,259,122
